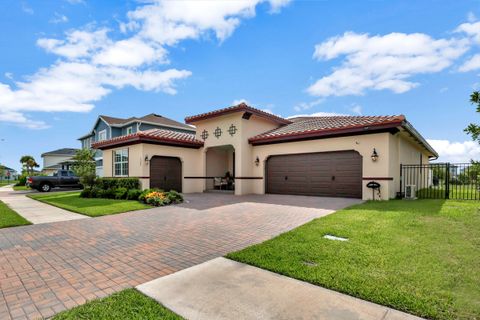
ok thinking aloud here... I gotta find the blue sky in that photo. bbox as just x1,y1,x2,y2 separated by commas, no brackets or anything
1,0,480,171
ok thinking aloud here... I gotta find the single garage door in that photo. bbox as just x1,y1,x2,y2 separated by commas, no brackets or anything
266,150,362,198
150,156,182,192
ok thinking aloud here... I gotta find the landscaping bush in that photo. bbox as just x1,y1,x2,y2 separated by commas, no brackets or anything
139,188,163,202
166,190,183,204
96,178,140,190
114,187,128,200
80,188,92,198
126,189,142,200
141,190,183,207
101,188,116,199
15,175,27,186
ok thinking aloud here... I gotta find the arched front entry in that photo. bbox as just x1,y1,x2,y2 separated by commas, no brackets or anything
265,150,362,198
150,156,182,192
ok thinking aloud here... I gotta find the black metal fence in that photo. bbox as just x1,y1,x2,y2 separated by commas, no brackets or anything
400,163,480,200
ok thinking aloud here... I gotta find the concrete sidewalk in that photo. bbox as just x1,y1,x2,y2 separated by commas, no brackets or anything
138,257,423,320
0,186,88,224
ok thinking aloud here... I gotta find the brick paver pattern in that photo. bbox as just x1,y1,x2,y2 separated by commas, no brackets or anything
0,193,361,319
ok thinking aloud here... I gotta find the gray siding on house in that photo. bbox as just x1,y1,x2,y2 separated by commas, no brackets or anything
79,115,195,178
95,119,111,141
139,123,194,134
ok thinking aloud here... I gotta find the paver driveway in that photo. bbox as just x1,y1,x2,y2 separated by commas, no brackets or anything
0,193,361,319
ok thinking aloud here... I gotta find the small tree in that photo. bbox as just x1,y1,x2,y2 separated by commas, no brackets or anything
465,91,480,142
71,149,96,188
19,155,39,175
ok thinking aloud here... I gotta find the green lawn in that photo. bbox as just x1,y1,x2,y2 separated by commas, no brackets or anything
418,186,480,200
0,200,31,228
13,185,30,191
0,180,17,187
53,289,182,320
227,200,480,320
28,192,150,217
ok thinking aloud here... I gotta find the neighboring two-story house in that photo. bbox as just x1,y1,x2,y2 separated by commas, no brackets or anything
79,113,195,176
41,148,79,175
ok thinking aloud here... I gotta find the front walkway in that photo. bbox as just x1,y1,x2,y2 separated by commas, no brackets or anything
0,193,360,319
138,257,423,320
0,186,87,224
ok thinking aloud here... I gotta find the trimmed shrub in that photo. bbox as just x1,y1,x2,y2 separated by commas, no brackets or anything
114,187,128,200
167,190,183,204
16,175,27,186
96,178,140,190
101,188,116,199
126,189,142,200
80,188,92,198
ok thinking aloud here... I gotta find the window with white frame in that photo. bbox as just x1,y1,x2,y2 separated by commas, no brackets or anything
126,126,133,135
98,130,107,141
113,149,128,177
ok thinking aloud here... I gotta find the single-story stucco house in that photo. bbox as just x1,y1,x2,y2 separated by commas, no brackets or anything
92,103,437,200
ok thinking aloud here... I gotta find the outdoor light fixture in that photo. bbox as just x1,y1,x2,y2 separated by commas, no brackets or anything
145,155,149,164
371,148,379,162
254,156,260,166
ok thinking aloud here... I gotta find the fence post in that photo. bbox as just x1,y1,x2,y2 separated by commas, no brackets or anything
399,164,403,198
445,163,450,199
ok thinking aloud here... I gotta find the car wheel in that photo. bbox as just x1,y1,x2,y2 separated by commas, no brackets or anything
40,183,51,192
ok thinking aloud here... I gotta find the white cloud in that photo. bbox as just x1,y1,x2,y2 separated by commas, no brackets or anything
428,139,480,162
37,29,110,59
2,0,290,129
288,111,348,118
350,103,362,115
50,12,68,24
93,38,167,67
459,54,480,72
455,21,480,43
293,98,323,112
0,111,49,130
127,0,291,45
467,12,477,23
21,2,34,15
307,32,469,97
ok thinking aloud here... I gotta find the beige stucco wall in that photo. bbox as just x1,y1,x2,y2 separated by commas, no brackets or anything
192,112,278,195
101,113,433,201
389,131,432,197
103,143,204,192
251,133,392,200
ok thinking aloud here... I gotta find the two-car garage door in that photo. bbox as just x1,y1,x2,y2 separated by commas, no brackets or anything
266,150,362,198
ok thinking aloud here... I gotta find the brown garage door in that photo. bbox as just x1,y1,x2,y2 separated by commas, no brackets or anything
266,151,362,198
150,156,182,192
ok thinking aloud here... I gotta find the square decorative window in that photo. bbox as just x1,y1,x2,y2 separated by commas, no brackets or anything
214,127,222,138
228,124,237,136
126,127,133,135
113,149,128,177
201,130,209,140
98,130,107,141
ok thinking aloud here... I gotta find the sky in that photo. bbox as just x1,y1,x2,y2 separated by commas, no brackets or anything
1,0,480,171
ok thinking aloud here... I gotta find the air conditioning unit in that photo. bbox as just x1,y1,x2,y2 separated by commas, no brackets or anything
405,185,417,199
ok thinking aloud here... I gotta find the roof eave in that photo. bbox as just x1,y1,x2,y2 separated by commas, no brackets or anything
185,105,291,125
249,122,403,145
93,135,203,150
400,120,438,159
